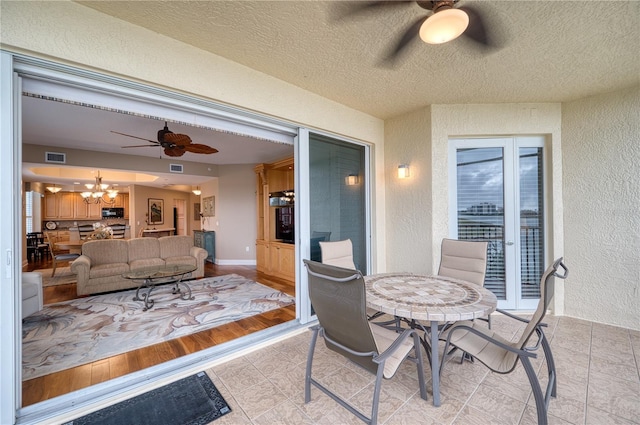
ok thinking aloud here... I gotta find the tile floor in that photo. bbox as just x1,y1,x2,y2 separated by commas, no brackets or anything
204,315,639,424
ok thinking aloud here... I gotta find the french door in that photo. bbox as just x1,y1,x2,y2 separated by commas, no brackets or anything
449,136,546,310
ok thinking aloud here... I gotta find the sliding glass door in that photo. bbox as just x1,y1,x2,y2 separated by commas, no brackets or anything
307,133,369,273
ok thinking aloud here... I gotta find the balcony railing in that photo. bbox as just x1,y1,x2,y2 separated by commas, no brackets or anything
458,220,543,300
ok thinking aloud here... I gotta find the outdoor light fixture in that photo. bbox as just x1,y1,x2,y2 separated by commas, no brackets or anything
419,5,469,45
46,184,62,194
398,164,410,179
346,174,359,186
81,171,118,204
192,186,202,196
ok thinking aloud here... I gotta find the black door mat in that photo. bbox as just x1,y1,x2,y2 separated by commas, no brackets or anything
65,372,231,425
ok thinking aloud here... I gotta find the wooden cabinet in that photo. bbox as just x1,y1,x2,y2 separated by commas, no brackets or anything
194,230,215,263
256,239,269,273
254,156,295,283
270,242,295,281
43,192,75,219
44,192,129,220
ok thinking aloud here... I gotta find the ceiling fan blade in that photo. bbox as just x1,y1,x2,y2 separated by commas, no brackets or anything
163,132,193,146
163,146,185,157
121,144,160,148
381,15,429,64
111,130,158,144
459,6,490,47
184,144,219,155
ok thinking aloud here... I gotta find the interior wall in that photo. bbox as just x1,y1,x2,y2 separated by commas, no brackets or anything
130,185,191,238
216,164,257,264
562,85,640,330
383,107,433,274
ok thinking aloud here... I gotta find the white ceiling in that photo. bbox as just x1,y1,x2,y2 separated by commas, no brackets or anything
23,0,640,190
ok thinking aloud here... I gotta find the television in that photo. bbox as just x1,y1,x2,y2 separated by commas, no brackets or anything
275,206,294,243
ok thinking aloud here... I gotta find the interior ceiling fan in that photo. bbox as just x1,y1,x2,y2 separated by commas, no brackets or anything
113,122,219,157
338,0,497,63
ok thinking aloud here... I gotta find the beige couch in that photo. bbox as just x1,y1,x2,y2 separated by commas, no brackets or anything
71,235,208,295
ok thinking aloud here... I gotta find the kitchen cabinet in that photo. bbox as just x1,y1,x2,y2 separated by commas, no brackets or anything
43,192,75,219
194,230,215,263
74,194,102,219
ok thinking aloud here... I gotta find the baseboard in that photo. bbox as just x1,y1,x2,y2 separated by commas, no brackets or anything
215,259,257,266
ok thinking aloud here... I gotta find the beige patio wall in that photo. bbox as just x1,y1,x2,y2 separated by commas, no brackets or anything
562,86,640,330
385,103,565,313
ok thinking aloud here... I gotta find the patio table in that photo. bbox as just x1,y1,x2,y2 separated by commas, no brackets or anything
364,273,497,407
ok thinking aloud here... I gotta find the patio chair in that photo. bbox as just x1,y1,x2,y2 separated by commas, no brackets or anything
438,238,490,326
319,238,356,269
440,257,568,425
45,232,81,276
303,259,427,425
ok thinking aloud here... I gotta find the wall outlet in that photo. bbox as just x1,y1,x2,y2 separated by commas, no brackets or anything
245,246,249,252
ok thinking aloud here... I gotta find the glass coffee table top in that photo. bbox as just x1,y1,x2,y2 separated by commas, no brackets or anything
122,264,197,280
122,264,197,311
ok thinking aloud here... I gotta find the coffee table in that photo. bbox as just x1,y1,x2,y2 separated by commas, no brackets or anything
122,264,197,311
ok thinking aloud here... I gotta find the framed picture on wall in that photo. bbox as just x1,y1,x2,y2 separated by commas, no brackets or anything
148,198,164,225
203,196,215,217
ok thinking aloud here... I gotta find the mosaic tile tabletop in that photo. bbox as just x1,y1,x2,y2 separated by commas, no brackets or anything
365,273,497,322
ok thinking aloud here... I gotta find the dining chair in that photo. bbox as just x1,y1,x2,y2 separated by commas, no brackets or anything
438,238,490,326
303,260,427,425
78,224,95,240
110,224,126,239
45,231,81,276
440,258,568,425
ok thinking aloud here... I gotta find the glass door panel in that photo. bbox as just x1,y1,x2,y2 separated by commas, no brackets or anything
451,137,545,310
308,133,367,272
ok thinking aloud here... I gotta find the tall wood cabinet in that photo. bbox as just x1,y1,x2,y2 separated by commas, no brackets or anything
254,156,295,283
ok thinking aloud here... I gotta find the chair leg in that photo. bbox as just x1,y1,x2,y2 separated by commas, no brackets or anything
369,365,385,425
51,260,57,277
521,356,548,425
305,327,320,403
539,328,557,400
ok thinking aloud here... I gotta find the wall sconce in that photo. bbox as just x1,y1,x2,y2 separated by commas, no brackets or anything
192,186,201,196
345,174,359,186
46,184,62,194
398,164,410,179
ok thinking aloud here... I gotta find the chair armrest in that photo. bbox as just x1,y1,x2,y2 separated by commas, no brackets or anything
445,323,537,359
496,308,531,323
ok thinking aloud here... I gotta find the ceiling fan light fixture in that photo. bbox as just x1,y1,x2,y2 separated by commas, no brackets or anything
419,8,469,44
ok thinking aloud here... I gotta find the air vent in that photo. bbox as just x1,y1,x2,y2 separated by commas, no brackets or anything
169,164,184,173
45,151,66,164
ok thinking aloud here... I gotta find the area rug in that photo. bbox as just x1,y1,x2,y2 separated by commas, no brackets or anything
38,267,77,287
65,371,230,425
22,274,295,380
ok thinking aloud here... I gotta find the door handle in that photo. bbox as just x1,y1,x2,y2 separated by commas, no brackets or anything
505,241,514,246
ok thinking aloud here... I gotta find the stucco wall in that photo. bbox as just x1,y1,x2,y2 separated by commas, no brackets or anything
562,86,640,330
384,107,433,274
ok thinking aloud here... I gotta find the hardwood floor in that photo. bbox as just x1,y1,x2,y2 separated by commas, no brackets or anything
22,259,296,407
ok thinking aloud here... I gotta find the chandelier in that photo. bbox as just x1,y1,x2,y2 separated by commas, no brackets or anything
81,171,119,205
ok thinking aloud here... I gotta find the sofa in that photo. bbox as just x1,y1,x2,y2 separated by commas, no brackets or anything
22,272,44,318
71,235,208,295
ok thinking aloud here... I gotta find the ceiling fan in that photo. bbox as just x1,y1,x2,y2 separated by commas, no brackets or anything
113,122,219,157
337,0,497,63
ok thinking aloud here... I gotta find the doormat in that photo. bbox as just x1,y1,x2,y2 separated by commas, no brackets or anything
65,372,231,425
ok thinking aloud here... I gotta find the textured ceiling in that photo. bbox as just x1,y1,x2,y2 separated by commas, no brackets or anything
75,0,640,120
